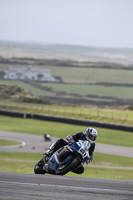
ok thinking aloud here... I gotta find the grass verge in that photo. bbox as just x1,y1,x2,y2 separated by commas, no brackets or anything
67,167,133,179
0,139,21,146
0,152,132,179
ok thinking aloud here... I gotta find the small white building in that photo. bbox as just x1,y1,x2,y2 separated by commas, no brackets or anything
4,66,57,82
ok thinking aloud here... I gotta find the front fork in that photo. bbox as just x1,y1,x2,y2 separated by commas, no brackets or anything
43,142,55,163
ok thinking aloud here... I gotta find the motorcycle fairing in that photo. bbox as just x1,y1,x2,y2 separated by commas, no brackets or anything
47,154,59,174
47,150,73,174
68,140,90,161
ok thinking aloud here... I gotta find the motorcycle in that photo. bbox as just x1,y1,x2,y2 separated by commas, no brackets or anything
34,139,91,176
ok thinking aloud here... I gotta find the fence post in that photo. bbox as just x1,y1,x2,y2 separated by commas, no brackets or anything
56,105,59,113
72,106,75,115
48,105,51,113
64,106,66,114
23,113,27,119
105,111,107,118
97,110,99,117
89,109,91,117
79,106,82,116
126,114,128,120
112,112,114,119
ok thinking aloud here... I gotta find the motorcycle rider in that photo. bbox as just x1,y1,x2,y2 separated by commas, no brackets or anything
43,127,98,174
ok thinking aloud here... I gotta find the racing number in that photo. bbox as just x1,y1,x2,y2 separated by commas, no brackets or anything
79,148,86,157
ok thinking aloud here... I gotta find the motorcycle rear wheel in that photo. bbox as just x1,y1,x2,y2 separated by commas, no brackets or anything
56,157,79,175
34,159,46,174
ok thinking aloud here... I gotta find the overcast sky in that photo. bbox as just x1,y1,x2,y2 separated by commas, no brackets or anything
0,0,133,48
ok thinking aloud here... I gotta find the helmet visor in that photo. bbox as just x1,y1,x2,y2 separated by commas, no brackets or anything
89,134,96,141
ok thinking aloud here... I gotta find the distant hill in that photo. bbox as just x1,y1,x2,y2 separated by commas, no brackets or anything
0,40,133,65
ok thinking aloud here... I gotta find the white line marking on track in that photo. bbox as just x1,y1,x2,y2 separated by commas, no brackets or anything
0,137,26,148
0,180,132,195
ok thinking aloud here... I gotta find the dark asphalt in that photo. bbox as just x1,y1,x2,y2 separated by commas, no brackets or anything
0,172,133,200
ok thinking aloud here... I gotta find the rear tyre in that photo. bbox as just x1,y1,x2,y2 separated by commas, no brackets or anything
34,159,46,174
56,157,79,175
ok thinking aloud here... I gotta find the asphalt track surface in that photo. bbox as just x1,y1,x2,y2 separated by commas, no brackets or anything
0,131,133,200
0,171,133,200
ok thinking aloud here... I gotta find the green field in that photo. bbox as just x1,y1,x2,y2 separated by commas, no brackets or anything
1,64,133,105
1,79,133,101
44,66,133,84
40,83,133,99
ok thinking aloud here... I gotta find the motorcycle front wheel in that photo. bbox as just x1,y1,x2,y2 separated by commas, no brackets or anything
34,159,46,174
56,157,79,175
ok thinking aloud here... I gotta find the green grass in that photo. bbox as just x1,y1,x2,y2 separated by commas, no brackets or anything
41,83,133,99
0,152,42,160
67,167,133,179
0,160,36,174
0,115,133,147
92,153,133,167
39,66,133,84
0,152,132,179
0,139,21,146
1,102,133,126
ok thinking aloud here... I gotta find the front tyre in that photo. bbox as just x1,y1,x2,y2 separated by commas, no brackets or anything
56,157,79,175
34,159,46,174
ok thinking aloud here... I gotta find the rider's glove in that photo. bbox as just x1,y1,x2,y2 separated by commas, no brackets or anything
66,135,75,143
83,153,91,165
